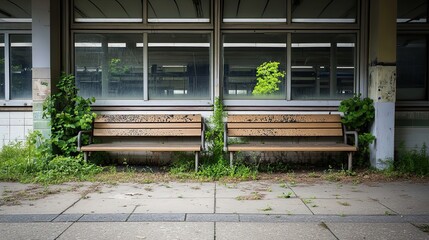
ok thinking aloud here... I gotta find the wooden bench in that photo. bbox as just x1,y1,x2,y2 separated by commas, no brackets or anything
77,114,205,171
224,114,358,170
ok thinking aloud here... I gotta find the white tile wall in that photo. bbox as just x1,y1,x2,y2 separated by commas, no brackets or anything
0,112,33,148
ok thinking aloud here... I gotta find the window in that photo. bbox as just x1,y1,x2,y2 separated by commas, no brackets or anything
0,0,31,22
0,34,4,99
291,33,355,100
397,35,427,101
0,33,32,101
74,33,144,100
148,0,211,23
223,0,287,23
292,0,357,23
74,0,143,22
223,33,287,99
397,0,427,23
148,33,211,100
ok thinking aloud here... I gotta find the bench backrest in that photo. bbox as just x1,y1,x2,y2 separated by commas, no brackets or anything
227,114,343,137
93,114,202,137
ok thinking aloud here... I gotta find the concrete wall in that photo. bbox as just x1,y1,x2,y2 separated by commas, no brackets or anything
395,111,429,150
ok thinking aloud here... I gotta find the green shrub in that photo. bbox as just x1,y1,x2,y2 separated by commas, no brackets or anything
394,143,429,176
252,61,285,95
43,74,96,156
339,94,375,167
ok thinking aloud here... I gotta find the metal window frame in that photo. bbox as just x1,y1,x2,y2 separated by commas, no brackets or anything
71,30,214,106
0,30,33,107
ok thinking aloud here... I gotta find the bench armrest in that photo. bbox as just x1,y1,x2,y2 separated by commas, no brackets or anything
224,122,228,152
77,130,92,151
201,120,206,151
345,131,358,148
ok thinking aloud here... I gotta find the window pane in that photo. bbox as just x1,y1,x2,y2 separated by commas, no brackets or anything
148,0,210,22
10,34,32,100
292,0,357,23
0,0,31,22
397,35,427,100
223,33,287,99
148,33,210,100
291,34,355,100
397,0,427,23
74,34,144,100
74,0,142,22
0,34,4,99
223,0,286,23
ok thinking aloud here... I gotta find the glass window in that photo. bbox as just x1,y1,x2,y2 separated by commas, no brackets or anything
0,0,31,22
291,33,355,100
74,0,143,22
397,35,427,100
292,0,357,23
10,34,32,100
0,34,4,99
223,0,286,23
148,0,210,23
397,0,427,23
148,33,211,100
74,34,144,100
223,33,287,99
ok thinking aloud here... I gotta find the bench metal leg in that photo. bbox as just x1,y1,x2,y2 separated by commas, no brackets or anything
195,152,199,172
348,152,353,171
230,152,234,167
84,152,88,162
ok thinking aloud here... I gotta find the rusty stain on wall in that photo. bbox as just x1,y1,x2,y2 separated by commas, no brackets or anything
368,66,396,102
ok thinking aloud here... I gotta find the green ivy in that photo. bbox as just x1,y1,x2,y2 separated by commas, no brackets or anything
43,74,96,157
252,61,285,95
339,94,375,167
204,97,226,163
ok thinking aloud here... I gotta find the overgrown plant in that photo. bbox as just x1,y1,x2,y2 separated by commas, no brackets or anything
394,143,429,176
339,94,375,167
204,97,226,163
43,74,96,156
252,61,285,95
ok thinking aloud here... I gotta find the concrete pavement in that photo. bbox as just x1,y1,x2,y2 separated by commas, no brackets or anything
0,181,428,239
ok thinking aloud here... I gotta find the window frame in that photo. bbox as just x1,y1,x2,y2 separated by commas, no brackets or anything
0,30,32,107
71,30,214,106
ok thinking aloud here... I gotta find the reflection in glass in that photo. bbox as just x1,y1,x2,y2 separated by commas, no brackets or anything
291,34,355,100
148,0,210,22
10,34,32,100
0,34,4,99
292,0,356,23
148,33,210,99
223,33,287,99
397,0,427,23
397,35,427,100
223,0,286,22
0,0,31,21
74,0,142,22
74,34,143,100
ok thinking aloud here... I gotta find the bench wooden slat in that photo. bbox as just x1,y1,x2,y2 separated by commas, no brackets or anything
228,143,357,152
81,143,201,152
93,128,201,137
94,123,201,129
95,114,201,123
228,128,343,137
227,122,342,129
228,114,341,123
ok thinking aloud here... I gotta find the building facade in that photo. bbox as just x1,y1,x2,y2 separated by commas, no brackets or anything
0,0,428,168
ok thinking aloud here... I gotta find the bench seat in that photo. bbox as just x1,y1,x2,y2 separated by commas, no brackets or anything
81,142,202,152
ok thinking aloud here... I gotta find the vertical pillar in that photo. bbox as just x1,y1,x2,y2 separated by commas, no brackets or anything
368,0,397,169
32,0,51,138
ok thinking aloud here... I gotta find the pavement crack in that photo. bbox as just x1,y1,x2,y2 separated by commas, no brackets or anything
54,221,76,240
319,221,339,240
287,182,315,215
126,205,139,222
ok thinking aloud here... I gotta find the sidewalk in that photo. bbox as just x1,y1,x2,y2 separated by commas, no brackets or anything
1,181,428,239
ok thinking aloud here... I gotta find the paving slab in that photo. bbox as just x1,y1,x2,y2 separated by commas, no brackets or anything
327,223,429,240
133,198,214,213
53,214,83,222
0,222,72,240
79,213,130,222
216,181,297,199
0,182,35,196
305,198,393,215
216,222,336,240
216,198,312,214
64,197,137,214
57,222,214,240
128,213,185,222
290,182,372,199
187,213,239,222
0,214,58,222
